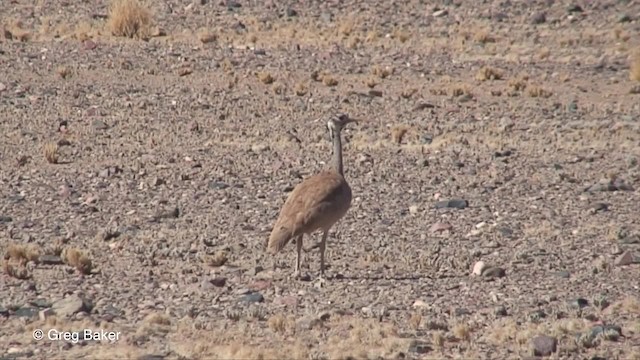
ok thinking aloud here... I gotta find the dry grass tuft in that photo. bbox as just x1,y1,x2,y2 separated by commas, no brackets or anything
267,314,288,334
390,125,409,144
258,71,275,84
4,243,41,264
2,260,31,279
527,85,553,98
452,323,471,341
61,247,93,274
508,76,528,91
365,77,378,88
197,28,217,44
393,28,411,43
450,84,472,97
272,82,285,95
474,29,495,44
294,83,308,96
630,51,640,82
371,65,393,79
107,0,153,39
43,142,59,164
3,20,31,42
476,66,502,81
409,313,422,330
322,75,338,87
431,331,445,347
401,88,418,99
205,251,228,267
56,66,72,79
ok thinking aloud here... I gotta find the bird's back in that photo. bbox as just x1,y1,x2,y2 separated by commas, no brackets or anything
267,170,352,254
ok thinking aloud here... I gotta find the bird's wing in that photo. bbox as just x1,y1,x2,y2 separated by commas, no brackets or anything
267,171,345,253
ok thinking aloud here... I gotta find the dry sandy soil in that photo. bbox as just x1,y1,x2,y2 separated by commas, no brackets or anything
1,0,640,359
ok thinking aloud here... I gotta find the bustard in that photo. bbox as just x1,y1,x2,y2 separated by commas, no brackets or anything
266,113,357,280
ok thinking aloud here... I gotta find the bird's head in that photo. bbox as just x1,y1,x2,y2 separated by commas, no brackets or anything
327,112,356,141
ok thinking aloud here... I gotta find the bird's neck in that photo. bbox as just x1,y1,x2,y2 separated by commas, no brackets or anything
333,130,344,176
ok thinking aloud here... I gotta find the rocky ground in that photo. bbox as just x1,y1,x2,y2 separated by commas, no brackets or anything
1,0,640,359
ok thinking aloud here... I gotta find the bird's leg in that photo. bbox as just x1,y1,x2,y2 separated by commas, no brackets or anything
294,235,303,279
319,230,329,279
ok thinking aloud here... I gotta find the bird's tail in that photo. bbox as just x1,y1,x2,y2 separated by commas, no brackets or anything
266,224,295,255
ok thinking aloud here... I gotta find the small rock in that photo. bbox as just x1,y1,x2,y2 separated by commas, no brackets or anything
430,222,452,233
531,335,558,356
251,144,269,153
92,119,108,130
619,13,632,23
30,299,52,308
408,205,419,214
15,307,39,318
0,82,6,92
22,282,36,291
52,295,92,318
614,251,636,266
434,199,468,209
568,298,589,309
39,254,63,265
152,207,180,221
408,339,431,354
494,306,508,317
553,270,570,279
0,215,13,223
472,261,486,276
296,315,322,331
285,7,297,17
528,310,547,322
239,292,264,303
432,9,448,17
209,181,230,190
209,277,227,287
531,11,546,24
83,39,97,50
567,4,583,13
412,300,428,308
482,267,506,278
249,280,271,291
98,229,120,241
589,325,622,340
152,177,165,186
39,308,56,321
274,295,298,307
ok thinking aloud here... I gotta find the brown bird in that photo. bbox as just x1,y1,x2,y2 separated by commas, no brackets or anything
266,113,357,280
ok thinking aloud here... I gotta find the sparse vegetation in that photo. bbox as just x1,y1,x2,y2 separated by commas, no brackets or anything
390,125,408,144
527,85,553,98
205,251,228,267
371,65,392,79
44,142,59,164
476,66,502,81
56,66,71,79
61,247,93,274
294,82,308,96
107,0,153,39
322,75,338,87
258,71,275,84
4,243,41,264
